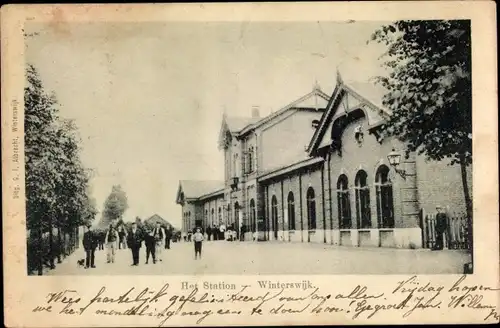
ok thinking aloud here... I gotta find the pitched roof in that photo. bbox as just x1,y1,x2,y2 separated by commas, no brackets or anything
342,80,391,115
306,72,391,155
239,87,330,135
177,180,225,201
225,116,260,133
144,214,174,227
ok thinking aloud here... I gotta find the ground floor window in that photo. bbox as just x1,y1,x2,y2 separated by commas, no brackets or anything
376,165,395,228
250,199,256,232
271,195,278,238
287,192,296,230
355,170,371,228
234,202,239,230
307,187,317,230
337,174,352,229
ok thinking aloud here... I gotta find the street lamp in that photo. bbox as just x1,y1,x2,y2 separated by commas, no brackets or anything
387,148,407,179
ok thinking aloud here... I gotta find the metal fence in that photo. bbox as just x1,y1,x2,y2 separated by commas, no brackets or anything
420,211,470,250
27,228,80,275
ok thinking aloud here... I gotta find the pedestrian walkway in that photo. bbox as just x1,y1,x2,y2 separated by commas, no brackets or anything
47,240,471,275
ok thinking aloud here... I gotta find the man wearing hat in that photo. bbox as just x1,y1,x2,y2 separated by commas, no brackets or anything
83,224,97,269
433,205,448,250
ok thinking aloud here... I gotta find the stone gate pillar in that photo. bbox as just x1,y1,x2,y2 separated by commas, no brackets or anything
396,150,422,248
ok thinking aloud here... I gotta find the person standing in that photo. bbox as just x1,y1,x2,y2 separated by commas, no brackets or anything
164,226,172,250
97,230,104,250
206,226,212,241
118,226,126,250
433,205,448,250
153,222,165,261
127,222,142,266
83,224,97,269
193,227,204,259
105,225,119,263
144,228,156,264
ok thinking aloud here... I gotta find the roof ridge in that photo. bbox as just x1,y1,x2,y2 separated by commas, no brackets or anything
239,88,329,134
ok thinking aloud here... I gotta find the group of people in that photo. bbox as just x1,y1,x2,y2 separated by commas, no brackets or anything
184,223,240,242
82,221,174,269
93,226,128,251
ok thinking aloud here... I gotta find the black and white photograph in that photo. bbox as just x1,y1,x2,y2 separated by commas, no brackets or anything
22,18,475,276
3,3,499,327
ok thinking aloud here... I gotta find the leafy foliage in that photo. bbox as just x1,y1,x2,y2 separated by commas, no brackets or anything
25,64,96,274
25,65,97,231
370,20,473,228
370,20,472,166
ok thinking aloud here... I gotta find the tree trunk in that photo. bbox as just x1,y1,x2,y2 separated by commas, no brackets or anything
75,226,80,250
49,217,55,269
459,154,473,261
37,221,43,276
57,226,62,263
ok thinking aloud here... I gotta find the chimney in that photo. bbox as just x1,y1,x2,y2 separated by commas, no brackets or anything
251,105,260,118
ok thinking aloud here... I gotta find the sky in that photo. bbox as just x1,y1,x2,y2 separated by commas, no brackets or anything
25,21,389,228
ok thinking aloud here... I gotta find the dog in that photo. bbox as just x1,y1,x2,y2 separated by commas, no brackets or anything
77,259,85,268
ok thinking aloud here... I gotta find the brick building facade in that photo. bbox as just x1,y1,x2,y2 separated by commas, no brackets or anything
176,71,472,248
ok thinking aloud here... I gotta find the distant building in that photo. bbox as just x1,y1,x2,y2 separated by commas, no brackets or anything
176,71,471,248
144,214,176,230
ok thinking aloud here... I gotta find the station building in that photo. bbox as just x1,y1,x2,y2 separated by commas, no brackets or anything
176,71,471,248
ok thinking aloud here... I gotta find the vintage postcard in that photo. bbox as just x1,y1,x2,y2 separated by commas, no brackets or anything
2,2,498,327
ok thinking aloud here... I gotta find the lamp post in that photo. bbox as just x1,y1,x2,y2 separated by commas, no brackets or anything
387,148,407,179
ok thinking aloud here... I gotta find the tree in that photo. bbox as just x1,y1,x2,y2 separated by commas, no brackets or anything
25,64,95,274
100,185,129,227
370,20,472,250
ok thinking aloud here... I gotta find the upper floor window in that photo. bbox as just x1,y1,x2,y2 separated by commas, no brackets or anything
243,146,255,174
248,147,254,173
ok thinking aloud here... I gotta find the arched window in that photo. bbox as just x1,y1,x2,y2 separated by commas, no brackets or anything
355,170,371,228
287,192,296,230
188,211,191,230
375,165,394,228
271,195,278,238
218,207,221,225
307,187,316,230
211,208,215,226
337,175,352,229
250,199,256,232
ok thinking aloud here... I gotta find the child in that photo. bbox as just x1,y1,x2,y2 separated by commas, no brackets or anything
193,227,204,259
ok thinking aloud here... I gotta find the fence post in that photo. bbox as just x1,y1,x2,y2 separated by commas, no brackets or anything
420,208,426,248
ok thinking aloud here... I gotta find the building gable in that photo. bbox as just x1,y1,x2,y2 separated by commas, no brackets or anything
307,71,391,156
239,86,330,136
